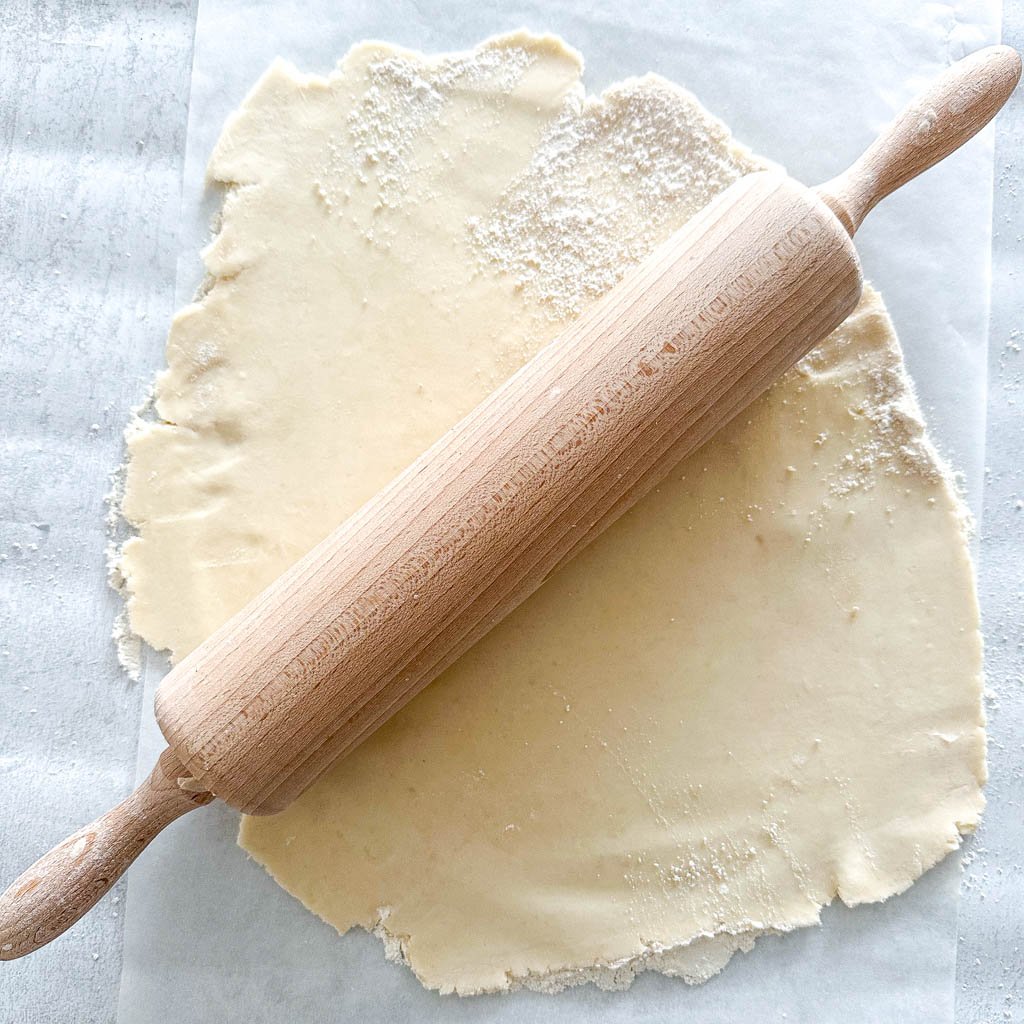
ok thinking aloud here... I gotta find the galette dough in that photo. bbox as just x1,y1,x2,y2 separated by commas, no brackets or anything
117,33,985,995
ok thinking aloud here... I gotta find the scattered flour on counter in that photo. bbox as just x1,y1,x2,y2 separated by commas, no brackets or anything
111,608,142,682
106,388,156,682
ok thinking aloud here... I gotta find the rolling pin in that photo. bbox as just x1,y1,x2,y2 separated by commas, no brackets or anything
1,44,1019,962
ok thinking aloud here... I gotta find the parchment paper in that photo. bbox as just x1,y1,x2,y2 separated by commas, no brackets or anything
116,1,1000,1021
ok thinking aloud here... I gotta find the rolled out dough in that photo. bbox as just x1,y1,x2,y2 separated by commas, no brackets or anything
116,33,985,995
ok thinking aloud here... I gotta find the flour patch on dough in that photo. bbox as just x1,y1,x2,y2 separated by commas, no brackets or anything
320,40,541,213
115,32,985,996
797,321,961,510
468,74,762,318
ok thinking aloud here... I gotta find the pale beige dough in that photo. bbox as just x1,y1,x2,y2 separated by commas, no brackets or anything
117,32,985,995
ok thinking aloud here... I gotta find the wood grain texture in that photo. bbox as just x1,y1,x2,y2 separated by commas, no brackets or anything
0,749,211,961
155,172,862,814
817,45,1022,234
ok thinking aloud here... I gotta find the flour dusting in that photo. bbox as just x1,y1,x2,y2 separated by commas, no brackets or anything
316,39,538,213
468,75,763,319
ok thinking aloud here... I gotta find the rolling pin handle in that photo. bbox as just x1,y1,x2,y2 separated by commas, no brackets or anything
0,747,212,961
816,44,1021,235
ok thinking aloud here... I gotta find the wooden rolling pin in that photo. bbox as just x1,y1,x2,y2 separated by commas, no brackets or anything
1,44,1019,962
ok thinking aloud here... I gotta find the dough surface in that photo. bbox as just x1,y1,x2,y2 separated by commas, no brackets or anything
117,33,985,995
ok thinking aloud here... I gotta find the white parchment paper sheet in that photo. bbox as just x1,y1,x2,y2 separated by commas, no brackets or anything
117,2,999,1021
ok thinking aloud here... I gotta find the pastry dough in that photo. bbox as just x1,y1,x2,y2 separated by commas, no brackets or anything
117,33,984,994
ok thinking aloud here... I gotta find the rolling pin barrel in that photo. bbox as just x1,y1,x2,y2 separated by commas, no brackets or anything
158,45,1024,815
1,43,1019,962
157,172,863,814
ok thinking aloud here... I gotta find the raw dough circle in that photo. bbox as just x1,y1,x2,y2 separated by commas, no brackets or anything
117,32,984,995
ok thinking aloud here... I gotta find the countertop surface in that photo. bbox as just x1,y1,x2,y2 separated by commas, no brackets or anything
0,3,1021,1022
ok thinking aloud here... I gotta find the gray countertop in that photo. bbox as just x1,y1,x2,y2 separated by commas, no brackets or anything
956,3,1024,1021
0,2,1020,1022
